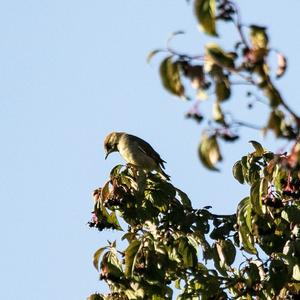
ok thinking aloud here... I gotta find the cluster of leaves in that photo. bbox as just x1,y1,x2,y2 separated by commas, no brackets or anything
148,0,297,171
87,1,300,299
88,141,300,299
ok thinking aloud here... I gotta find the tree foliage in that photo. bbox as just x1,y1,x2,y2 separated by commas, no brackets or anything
88,1,300,299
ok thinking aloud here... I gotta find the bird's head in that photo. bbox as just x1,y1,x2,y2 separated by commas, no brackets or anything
104,132,123,159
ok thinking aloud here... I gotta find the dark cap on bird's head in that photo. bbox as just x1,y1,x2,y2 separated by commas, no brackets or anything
104,132,123,159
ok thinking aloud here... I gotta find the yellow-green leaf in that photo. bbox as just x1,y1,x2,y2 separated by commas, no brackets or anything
93,247,107,271
232,160,245,184
249,140,265,156
159,56,185,97
215,79,231,101
198,134,222,171
250,25,269,50
194,0,217,36
206,43,235,69
212,101,225,123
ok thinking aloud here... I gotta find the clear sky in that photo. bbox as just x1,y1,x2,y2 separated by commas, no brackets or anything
1,1,300,299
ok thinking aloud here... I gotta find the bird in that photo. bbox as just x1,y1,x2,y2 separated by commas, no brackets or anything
104,132,170,180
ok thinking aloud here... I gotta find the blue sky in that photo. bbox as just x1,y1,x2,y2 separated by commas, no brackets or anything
1,1,300,299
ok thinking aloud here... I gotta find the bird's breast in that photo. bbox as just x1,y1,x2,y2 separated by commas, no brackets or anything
118,142,156,169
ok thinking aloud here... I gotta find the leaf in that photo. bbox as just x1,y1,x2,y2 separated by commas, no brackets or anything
237,197,257,254
215,79,231,101
176,188,192,208
87,294,104,300
206,43,235,69
232,160,244,184
198,134,222,171
178,238,197,268
250,180,263,215
125,240,142,277
249,140,265,156
159,56,185,97
216,239,236,267
106,251,123,278
101,180,110,202
282,206,300,224
212,101,225,123
107,211,123,231
276,52,287,79
250,25,269,50
194,0,217,36
93,247,107,271
293,264,300,281
110,164,124,178
147,49,163,63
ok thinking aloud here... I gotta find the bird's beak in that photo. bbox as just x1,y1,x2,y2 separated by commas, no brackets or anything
105,148,113,159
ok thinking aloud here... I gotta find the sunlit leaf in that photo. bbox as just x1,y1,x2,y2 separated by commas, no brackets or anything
293,264,300,281
176,188,192,208
232,160,244,184
125,240,142,277
159,56,185,97
198,134,222,171
212,101,225,123
237,197,257,254
249,140,265,156
87,294,104,300
250,25,269,50
250,180,263,215
93,247,107,271
107,211,123,231
194,0,217,36
206,43,235,68
215,79,231,101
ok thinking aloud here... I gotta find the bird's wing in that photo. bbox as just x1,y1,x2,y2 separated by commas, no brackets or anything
130,135,167,169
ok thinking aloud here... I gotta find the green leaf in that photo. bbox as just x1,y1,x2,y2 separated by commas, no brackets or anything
232,160,245,184
198,134,222,171
206,43,235,69
110,164,124,178
237,197,257,254
107,211,123,231
93,247,107,271
125,240,142,277
194,0,217,36
249,140,265,156
216,239,236,267
212,101,225,123
176,188,192,208
250,25,269,49
87,294,104,300
282,206,300,224
178,237,197,268
215,79,231,101
250,180,263,215
106,251,123,278
159,56,185,97
101,180,110,202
